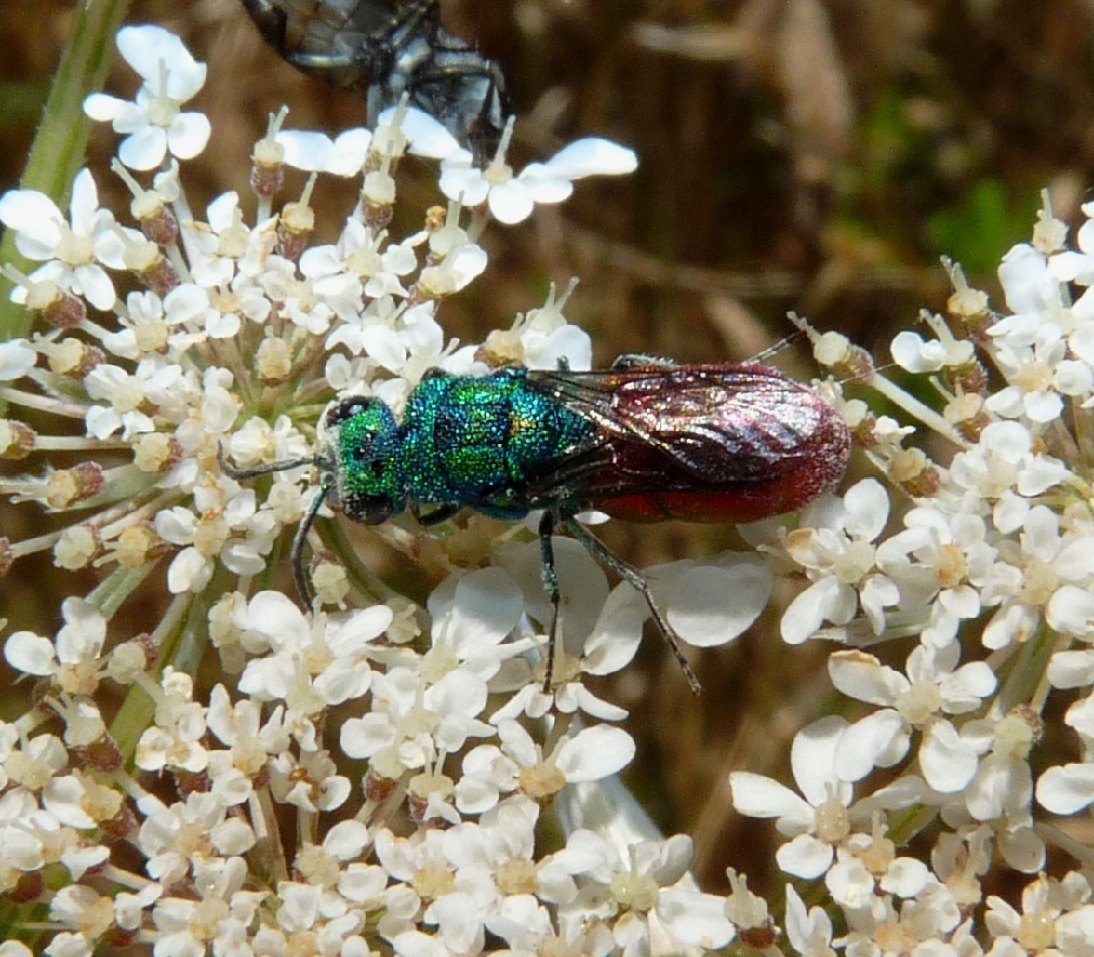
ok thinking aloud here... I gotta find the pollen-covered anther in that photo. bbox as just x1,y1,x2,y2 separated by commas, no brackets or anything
888,448,941,498
45,462,105,509
947,284,991,328
0,538,12,577
815,331,875,382
422,204,448,235
276,199,315,262
45,338,105,378
257,335,292,384
1004,704,1044,751
362,170,396,230
944,358,988,396
133,432,183,473
129,242,180,296
54,524,103,570
477,328,524,366
945,392,992,442
363,767,398,804
108,635,156,683
193,514,231,556
312,558,350,606
518,759,566,803
0,419,36,459
78,732,124,773
407,770,455,826
27,279,86,329
132,192,179,246
250,134,286,199
111,522,170,569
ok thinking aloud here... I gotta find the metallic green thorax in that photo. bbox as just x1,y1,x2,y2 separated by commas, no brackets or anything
322,368,595,524
401,368,594,518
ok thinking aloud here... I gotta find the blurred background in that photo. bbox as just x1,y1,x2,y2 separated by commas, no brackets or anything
3,0,1094,893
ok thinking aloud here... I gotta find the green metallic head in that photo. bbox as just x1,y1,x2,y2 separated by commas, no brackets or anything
318,396,407,525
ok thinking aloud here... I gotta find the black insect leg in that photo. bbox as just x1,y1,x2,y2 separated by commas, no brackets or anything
562,517,702,695
217,443,326,605
538,510,563,692
412,502,460,527
291,478,331,607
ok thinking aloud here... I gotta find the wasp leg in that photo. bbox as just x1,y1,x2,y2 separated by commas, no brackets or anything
562,517,702,695
291,479,331,607
538,510,562,692
411,502,460,526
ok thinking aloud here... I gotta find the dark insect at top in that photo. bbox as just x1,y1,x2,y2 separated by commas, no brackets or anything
239,0,511,163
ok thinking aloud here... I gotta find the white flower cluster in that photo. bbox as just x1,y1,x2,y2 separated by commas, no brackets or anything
728,203,1094,951
6,15,1094,957
0,24,755,956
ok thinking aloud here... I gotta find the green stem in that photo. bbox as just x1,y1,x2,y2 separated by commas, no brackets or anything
0,0,131,341
110,566,227,762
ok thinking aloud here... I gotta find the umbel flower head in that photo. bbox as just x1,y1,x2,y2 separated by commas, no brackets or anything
6,18,1094,957
0,22,749,956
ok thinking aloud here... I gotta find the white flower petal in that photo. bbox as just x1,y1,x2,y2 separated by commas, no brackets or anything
83,92,127,122
781,577,855,644
656,888,735,949
1036,763,1094,814
555,725,635,782
729,772,812,825
119,126,168,171
834,710,908,782
167,112,212,159
920,720,979,792
1048,650,1094,689
4,631,57,675
0,189,63,254
488,180,535,225
828,650,906,705
665,559,772,647
277,130,335,172
0,340,36,380
117,26,206,97
879,856,930,897
776,833,833,879
545,138,638,178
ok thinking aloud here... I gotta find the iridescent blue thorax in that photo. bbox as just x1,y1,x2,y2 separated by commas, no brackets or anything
400,368,595,518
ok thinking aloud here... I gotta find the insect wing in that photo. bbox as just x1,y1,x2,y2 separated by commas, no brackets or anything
525,365,850,523
240,0,509,161
240,0,422,90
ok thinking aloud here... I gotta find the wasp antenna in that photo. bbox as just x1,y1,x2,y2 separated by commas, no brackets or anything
750,330,806,364
217,442,317,480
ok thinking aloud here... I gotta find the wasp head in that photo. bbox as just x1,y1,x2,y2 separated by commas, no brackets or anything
319,395,406,524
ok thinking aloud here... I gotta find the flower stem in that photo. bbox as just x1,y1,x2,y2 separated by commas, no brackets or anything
0,0,132,342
